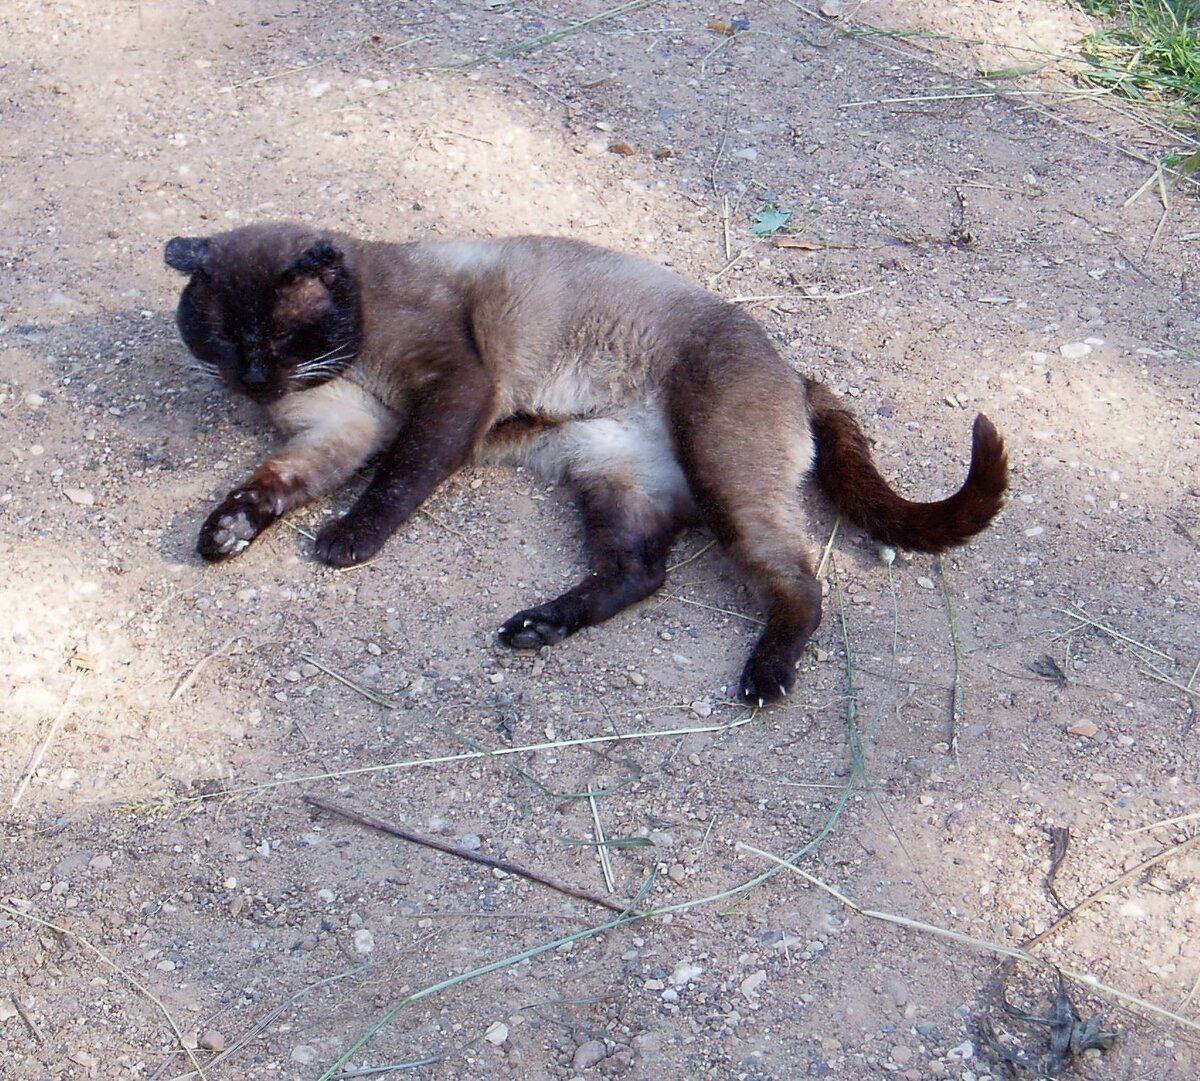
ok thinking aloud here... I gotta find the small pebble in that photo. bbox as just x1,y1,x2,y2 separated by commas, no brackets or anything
199,1030,226,1052
291,1045,317,1064
916,576,934,589
1067,720,1098,738
1059,341,1092,359
573,1039,608,1070
671,961,703,985
484,1021,508,1046
740,971,767,1001
353,928,375,954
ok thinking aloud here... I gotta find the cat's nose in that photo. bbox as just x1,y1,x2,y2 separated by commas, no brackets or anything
241,358,271,390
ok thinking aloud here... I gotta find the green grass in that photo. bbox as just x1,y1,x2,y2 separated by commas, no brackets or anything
1075,0,1200,106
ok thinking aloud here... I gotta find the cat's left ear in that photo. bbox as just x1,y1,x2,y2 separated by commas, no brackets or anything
288,239,344,282
164,236,212,275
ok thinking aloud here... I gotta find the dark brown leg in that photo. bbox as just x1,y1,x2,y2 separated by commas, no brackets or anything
666,315,823,705
499,481,680,648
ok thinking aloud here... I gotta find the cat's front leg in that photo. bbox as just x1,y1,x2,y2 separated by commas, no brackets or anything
314,372,494,567
198,381,397,562
198,464,305,561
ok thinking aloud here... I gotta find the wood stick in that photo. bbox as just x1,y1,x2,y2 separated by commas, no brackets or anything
302,794,634,915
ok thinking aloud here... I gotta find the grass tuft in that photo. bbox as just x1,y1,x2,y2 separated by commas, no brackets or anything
1076,1,1200,107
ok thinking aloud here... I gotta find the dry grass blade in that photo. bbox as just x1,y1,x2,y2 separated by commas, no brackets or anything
170,637,237,704
937,561,965,760
314,880,655,1081
588,786,616,894
1052,604,1173,660
443,0,664,71
11,672,84,811
1023,832,1200,951
0,902,209,1079
167,711,759,805
736,844,1200,1033
165,964,377,1081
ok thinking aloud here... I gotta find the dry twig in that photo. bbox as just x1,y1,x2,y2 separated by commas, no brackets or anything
303,794,635,914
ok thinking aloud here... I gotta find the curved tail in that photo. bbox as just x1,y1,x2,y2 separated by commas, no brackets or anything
804,379,1008,553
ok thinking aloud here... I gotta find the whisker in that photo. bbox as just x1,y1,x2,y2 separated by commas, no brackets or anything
308,340,353,364
294,352,356,379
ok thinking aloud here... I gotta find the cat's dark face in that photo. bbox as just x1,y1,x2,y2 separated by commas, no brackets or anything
165,224,362,403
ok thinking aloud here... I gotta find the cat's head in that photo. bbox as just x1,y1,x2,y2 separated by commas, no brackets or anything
165,223,363,403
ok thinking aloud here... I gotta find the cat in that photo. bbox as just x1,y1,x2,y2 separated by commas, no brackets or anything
165,223,1008,705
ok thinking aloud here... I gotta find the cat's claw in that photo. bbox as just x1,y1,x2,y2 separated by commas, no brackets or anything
738,654,795,708
314,516,387,567
498,607,570,649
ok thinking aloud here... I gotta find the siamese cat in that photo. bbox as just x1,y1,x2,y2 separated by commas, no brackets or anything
165,223,1007,705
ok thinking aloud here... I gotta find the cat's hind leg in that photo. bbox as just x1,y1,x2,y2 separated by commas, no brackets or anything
668,319,823,706
498,411,690,648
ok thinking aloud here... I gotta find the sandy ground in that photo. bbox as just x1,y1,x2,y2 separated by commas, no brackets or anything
2,1,1199,1078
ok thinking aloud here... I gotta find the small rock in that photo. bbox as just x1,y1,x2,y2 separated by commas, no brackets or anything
947,1039,974,1060
353,928,375,954
1067,720,1098,738
291,1044,317,1064
668,863,686,885
573,1038,608,1070
1059,341,1092,359
484,1021,508,1046
458,833,482,851
609,140,636,156
740,970,767,1001
63,488,96,506
916,576,934,589
690,698,712,719
891,1044,913,1065
199,1030,227,1052
731,147,758,161
89,854,112,871
671,961,703,986
819,0,845,16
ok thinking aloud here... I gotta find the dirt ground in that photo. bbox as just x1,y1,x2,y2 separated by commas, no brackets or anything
2,1,1198,1078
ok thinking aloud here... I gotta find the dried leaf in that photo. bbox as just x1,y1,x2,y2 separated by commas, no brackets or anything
772,236,824,250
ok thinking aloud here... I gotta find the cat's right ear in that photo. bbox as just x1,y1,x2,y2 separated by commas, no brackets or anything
164,236,212,275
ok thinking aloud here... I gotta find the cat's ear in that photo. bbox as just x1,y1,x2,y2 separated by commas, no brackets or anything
287,239,344,281
164,236,212,275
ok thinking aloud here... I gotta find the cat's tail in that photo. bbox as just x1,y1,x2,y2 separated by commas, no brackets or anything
804,378,1008,553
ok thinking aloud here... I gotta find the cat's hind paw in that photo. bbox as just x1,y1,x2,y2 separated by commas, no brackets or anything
498,606,571,649
737,652,795,709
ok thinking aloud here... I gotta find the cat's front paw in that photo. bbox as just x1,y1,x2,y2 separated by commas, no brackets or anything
737,651,795,709
498,605,572,649
314,515,388,567
198,489,275,562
